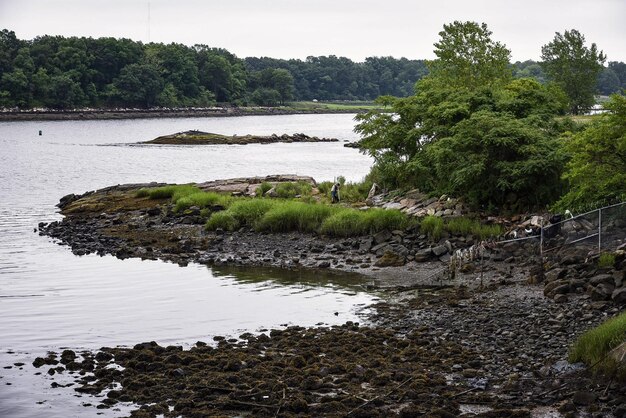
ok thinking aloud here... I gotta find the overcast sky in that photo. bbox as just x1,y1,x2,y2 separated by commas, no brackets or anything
1,0,624,62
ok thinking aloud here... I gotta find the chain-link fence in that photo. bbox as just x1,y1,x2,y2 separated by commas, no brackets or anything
449,202,626,283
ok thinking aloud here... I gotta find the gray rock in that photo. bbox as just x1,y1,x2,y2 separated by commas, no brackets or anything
611,287,626,304
572,391,597,406
414,249,432,262
590,283,615,301
432,245,448,256
373,230,392,245
589,273,615,287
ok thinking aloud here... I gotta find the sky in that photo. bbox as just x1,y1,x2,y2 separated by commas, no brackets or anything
0,0,624,62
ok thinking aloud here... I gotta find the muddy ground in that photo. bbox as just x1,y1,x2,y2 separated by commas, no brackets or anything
32,185,626,417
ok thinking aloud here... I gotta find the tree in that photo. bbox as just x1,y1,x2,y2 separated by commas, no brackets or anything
110,63,163,107
356,22,568,210
428,21,511,89
541,29,606,114
596,67,621,95
271,68,294,105
555,94,626,210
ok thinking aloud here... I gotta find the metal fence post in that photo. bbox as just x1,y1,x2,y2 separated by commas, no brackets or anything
598,208,602,251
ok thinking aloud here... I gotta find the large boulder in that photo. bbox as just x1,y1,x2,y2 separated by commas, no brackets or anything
374,251,406,267
611,287,626,304
590,283,615,301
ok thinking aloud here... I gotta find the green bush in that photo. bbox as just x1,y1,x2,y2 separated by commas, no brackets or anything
446,217,503,239
365,208,409,233
205,212,240,231
569,311,626,379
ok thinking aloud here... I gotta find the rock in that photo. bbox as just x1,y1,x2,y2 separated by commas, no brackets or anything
545,268,567,283
572,391,597,406
317,261,331,268
374,251,406,267
60,350,77,364
432,245,448,257
414,249,432,262
611,287,626,304
554,294,568,303
590,283,615,301
589,274,614,287
373,230,392,245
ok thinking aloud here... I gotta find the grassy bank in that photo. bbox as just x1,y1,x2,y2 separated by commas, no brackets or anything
420,215,502,240
288,101,384,112
569,312,626,380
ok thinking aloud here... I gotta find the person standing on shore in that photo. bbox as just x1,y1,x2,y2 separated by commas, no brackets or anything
331,183,340,203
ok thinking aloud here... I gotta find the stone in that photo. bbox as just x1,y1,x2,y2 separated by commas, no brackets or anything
414,249,432,262
432,245,448,257
589,274,615,287
545,268,567,283
590,283,615,301
611,287,626,304
374,251,406,267
554,294,568,303
317,261,330,268
572,391,597,406
372,230,392,245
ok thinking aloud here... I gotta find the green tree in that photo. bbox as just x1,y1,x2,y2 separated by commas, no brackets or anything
271,68,294,105
541,29,606,114
428,21,511,89
110,63,163,107
555,94,626,210
596,67,621,95
356,22,567,210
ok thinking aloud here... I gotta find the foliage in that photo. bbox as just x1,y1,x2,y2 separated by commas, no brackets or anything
205,211,240,231
255,202,333,233
569,311,626,379
597,253,616,269
318,178,373,203
320,208,409,237
258,182,273,196
356,22,570,210
420,215,503,240
428,21,512,89
541,29,606,115
554,94,626,210
0,30,434,109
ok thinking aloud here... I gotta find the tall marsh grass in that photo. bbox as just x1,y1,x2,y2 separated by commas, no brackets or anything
420,216,502,240
569,312,626,379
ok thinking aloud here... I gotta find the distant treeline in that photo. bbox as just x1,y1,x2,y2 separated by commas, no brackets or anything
0,29,624,109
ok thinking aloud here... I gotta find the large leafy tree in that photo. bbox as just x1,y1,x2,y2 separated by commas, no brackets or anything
555,94,626,210
429,21,511,88
541,29,606,114
356,22,568,210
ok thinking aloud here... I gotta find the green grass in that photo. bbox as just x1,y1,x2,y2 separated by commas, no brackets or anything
598,252,616,269
256,201,334,233
173,191,233,213
258,182,273,196
318,178,373,203
273,181,313,198
420,216,502,240
205,198,411,237
290,101,383,111
569,312,626,379
136,184,199,200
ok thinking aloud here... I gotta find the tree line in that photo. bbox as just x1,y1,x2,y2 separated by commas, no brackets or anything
1,29,624,110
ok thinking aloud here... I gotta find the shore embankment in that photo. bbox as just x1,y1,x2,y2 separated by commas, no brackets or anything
0,106,365,122
33,178,626,417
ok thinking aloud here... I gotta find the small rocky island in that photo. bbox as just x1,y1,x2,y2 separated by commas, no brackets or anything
142,130,339,145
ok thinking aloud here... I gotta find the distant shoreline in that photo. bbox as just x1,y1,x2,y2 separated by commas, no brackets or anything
0,107,366,122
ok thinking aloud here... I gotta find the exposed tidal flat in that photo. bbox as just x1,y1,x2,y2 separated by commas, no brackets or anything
1,114,624,417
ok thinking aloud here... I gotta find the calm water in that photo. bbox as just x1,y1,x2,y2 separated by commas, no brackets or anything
0,114,376,417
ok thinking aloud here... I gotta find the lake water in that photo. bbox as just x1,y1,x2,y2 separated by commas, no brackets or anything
0,114,376,417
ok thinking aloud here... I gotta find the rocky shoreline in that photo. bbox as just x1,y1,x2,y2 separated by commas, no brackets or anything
143,130,339,145
33,179,626,417
0,106,362,122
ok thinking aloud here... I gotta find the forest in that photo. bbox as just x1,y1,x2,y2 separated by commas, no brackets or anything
1,28,624,110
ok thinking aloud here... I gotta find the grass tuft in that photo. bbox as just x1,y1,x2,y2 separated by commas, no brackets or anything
569,312,626,379
205,211,240,231
598,253,616,269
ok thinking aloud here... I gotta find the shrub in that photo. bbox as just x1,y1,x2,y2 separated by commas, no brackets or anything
205,212,240,231
569,311,626,379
